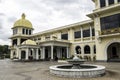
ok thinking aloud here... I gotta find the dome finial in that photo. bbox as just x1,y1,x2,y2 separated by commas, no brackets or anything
22,13,25,19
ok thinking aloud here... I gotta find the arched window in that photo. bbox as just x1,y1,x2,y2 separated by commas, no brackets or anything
30,50,33,55
84,45,90,54
26,29,28,35
94,45,96,54
21,50,26,59
38,49,41,55
29,30,31,35
22,28,25,34
75,46,81,54
13,51,16,56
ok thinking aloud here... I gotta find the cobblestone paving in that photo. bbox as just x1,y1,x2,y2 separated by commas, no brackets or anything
0,59,120,80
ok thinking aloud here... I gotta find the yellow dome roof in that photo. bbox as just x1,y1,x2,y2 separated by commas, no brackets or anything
13,13,33,29
22,39,36,45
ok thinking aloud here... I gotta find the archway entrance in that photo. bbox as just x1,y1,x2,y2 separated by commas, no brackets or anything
75,46,81,54
21,51,26,60
107,42,120,62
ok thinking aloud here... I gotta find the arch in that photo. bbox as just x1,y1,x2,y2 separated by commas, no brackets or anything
107,42,120,61
84,45,90,54
13,51,16,58
75,46,81,54
21,50,26,59
105,40,120,61
94,45,96,54
13,51,16,56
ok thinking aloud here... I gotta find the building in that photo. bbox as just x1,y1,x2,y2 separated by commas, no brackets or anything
9,0,120,61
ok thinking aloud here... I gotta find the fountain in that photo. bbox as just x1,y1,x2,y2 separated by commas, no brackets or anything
67,53,85,69
49,53,105,78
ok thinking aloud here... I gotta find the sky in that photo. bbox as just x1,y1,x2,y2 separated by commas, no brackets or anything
0,0,95,45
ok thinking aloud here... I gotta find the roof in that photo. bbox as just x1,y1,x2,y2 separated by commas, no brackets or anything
31,20,93,36
13,13,33,29
21,39,36,45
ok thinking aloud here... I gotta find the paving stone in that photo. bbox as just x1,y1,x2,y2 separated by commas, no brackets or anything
0,59,120,80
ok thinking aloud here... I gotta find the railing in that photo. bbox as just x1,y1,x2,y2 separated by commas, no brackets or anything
101,28,120,35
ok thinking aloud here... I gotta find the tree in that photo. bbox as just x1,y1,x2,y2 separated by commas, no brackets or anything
0,45,10,59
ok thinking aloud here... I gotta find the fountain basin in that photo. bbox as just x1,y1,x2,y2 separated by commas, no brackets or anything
49,64,105,78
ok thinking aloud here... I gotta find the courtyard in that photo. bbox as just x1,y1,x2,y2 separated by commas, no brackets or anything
0,59,120,80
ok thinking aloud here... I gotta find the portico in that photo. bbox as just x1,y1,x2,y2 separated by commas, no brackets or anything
17,39,41,60
39,40,71,60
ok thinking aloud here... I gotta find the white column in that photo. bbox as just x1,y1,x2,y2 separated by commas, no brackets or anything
24,28,26,35
51,45,53,59
26,48,29,60
81,46,84,59
115,0,118,3
10,50,13,59
36,48,39,60
90,45,94,61
33,49,36,59
41,47,45,59
16,48,20,58
106,0,108,6
18,50,21,60
81,27,83,41
97,0,100,9
68,29,74,42
66,47,69,58
17,38,20,45
60,47,62,58
90,26,92,40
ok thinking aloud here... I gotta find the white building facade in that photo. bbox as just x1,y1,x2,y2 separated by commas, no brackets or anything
9,0,120,61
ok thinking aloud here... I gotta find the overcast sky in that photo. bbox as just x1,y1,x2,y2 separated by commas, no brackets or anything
0,0,94,45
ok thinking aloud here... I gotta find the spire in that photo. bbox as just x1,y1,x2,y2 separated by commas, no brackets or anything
21,13,25,19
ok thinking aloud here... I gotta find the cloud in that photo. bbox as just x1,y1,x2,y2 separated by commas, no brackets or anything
0,0,95,45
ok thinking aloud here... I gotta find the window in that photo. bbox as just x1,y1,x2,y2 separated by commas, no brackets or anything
92,28,95,36
83,29,90,37
84,45,90,54
22,28,25,34
12,39,17,46
100,13,120,30
26,29,28,35
29,30,31,35
38,38,41,40
13,28,17,35
75,46,81,54
74,31,81,39
100,0,106,7
61,33,68,40
45,35,50,40
34,38,37,41
108,0,114,5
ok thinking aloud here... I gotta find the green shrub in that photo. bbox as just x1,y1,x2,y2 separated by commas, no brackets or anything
5,54,10,58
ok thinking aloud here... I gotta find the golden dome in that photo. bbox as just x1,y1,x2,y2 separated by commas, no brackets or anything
13,13,33,29
22,39,36,45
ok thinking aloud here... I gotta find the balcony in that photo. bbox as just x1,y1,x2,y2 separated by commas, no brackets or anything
101,28,120,35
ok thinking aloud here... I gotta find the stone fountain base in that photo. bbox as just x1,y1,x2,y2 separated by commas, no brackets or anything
49,64,105,78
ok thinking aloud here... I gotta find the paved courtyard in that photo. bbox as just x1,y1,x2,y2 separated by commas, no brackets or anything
0,59,120,80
